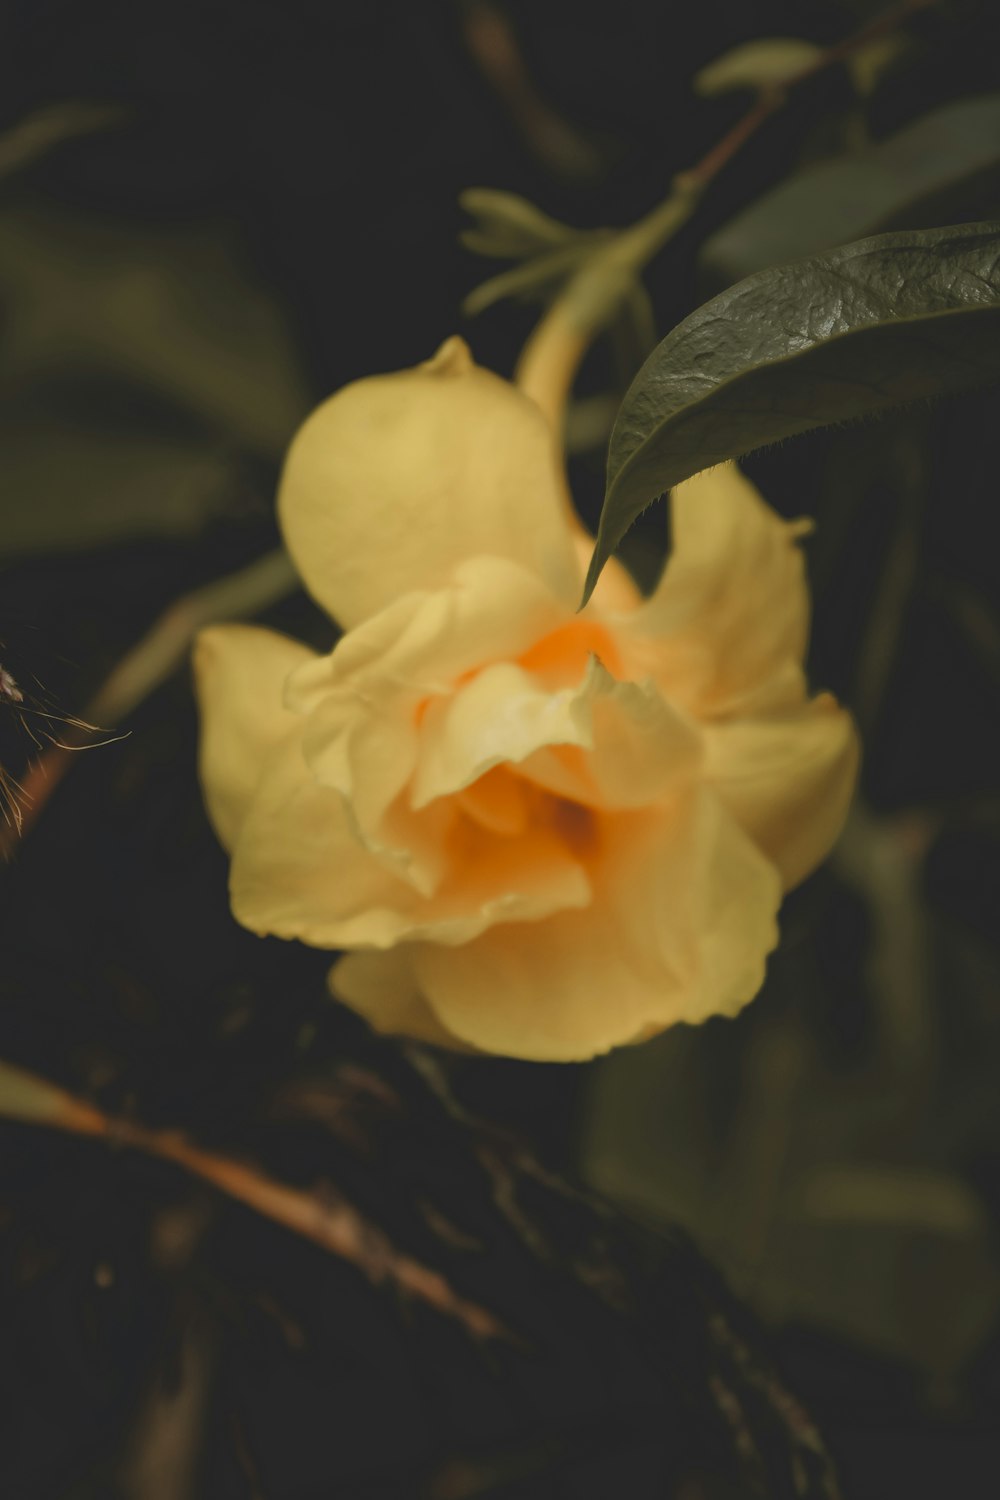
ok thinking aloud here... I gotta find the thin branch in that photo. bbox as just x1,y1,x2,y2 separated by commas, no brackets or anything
458,0,604,180
0,1057,510,1344
683,0,936,188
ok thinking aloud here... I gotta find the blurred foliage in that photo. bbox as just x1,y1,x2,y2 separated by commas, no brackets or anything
0,200,311,559
701,93,1000,281
2,0,1000,1496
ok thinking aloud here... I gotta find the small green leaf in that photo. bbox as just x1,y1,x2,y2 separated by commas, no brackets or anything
460,189,611,317
584,222,1000,605
693,37,822,97
459,188,580,259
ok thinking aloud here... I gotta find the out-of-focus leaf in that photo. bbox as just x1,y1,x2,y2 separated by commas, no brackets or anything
847,32,909,98
0,401,237,559
460,189,611,317
462,241,597,316
584,222,1000,603
459,187,581,259
702,96,1000,283
693,37,822,97
0,203,311,460
0,101,124,182
0,203,312,557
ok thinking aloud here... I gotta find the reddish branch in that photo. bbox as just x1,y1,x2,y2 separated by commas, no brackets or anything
0,1059,510,1344
683,0,937,190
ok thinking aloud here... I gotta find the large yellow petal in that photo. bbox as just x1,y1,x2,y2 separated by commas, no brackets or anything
192,624,316,851
412,794,781,1061
623,463,811,719
705,693,859,890
277,337,582,629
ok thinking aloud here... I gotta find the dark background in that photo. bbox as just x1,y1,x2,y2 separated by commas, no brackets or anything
2,1,1000,1496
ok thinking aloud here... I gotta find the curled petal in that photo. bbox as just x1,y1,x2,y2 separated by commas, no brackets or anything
229,736,591,952
412,794,781,1061
625,463,811,718
579,668,703,808
413,655,702,812
411,662,591,809
278,337,582,629
193,624,316,851
299,691,430,889
287,557,568,887
287,557,566,718
705,693,860,889
228,734,418,947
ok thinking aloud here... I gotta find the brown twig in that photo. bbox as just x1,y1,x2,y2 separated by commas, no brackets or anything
0,1057,509,1343
458,0,604,180
682,0,936,189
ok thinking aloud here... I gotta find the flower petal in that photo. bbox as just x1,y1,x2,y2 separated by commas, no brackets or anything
623,463,811,718
300,690,429,889
580,670,703,809
330,948,472,1049
288,557,567,889
229,735,591,951
286,558,564,719
705,693,859,889
412,793,781,1061
411,661,590,809
193,624,316,851
412,655,701,812
228,733,416,946
277,336,582,629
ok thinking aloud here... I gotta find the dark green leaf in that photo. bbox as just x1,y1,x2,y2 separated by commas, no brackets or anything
584,222,1000,605
701,96,1000,285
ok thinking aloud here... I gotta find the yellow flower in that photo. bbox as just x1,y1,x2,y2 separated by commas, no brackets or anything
193,336,858,1061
